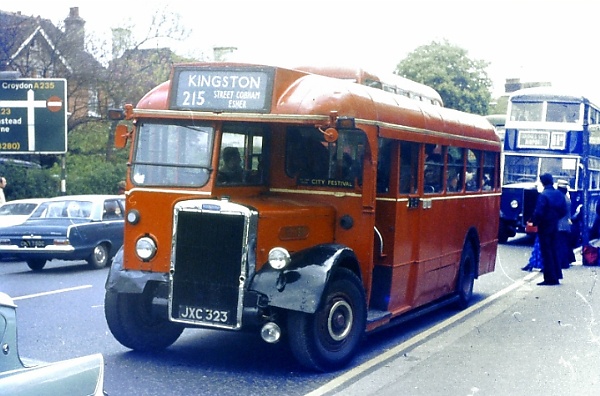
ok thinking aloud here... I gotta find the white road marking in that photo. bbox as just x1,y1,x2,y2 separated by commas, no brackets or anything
12,285,93,301
305,272,541,396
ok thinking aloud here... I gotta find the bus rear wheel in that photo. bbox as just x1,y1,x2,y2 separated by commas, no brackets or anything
455,243,476,310
287,268,366,371
104,289,184,351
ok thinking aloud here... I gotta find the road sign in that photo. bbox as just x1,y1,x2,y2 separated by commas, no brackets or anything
0,79,67,154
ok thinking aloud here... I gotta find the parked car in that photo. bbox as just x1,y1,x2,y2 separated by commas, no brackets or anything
0,198,46,228
0,195,125,271
0,292,105,395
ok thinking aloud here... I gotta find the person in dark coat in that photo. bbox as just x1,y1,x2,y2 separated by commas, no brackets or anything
556,180,575,268
531,173,568,285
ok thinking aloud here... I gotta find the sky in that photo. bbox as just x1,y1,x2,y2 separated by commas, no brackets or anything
4,0,599,97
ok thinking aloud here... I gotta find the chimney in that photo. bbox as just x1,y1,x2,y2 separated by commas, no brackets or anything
213,46,238,62
504,78,522,93
64,7,85,50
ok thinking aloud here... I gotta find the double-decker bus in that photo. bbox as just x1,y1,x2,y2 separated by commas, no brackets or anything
104,62,500,371
498,87,600,243
295,65,444,106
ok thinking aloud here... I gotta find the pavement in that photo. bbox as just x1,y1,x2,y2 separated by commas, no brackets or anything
319,257,600,396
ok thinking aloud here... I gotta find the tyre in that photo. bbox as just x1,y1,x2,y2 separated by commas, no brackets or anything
455,243,476,310
498,221,510,244
287,267,366,371
87,243,109,269
104,289,184,351
26,259,46,271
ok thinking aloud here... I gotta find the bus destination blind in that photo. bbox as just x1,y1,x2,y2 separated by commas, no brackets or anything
171,68,274,113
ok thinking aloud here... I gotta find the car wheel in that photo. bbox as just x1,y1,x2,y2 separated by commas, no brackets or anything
26,259,46,271
104,289,184,351
87,243,108,269
287,268,366,371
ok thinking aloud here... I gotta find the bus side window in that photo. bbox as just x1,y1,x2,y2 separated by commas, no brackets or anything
424,144,443,194
377,139,392,193
286,128,329,180
482,152,497,190
400,141,419,194
447,147,464,193
335,131,365,185
466,149,481,192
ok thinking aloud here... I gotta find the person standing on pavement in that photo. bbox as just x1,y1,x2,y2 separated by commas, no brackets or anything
0,176,7,204
556,180,575,268
531,173,568,285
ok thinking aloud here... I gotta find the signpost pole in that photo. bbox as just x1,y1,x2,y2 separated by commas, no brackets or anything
61,154,67,195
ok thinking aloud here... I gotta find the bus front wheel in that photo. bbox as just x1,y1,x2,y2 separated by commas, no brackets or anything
104,289,184,351
287,268,366,372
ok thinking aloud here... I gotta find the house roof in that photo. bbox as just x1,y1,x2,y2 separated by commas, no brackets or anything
0,9,101,76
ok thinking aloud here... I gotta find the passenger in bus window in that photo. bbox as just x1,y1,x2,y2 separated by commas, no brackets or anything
446,150,463,193
465,169,478,191
465,150,480,191
218,147,244,183
447,168,460,192
424,153,443,193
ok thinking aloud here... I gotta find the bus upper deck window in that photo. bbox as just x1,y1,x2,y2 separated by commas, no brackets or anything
546,102,580,123
511,102,543,122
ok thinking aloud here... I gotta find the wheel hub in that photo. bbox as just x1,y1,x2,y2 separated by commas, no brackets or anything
327,300,353,341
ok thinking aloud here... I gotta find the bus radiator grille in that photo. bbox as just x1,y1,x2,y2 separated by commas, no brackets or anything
170,210,245,329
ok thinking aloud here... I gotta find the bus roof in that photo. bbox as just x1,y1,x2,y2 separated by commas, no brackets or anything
136,62,497,149
294,65,443,106
509,87,600,107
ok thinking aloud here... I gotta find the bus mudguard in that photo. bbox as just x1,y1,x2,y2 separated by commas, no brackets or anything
249,244,360,314
105,246,168,293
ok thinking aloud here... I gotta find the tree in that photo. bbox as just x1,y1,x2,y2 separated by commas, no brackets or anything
0,8,194,197
395,40,492,115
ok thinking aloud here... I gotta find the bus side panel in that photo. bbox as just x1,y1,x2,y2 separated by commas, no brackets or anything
373,199,413,313
316,194,376,299
435,197,467,296
480,193,500,276
413,197,452,306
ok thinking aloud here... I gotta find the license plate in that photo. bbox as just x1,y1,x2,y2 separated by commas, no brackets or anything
21,240,45,248
178,305,231,324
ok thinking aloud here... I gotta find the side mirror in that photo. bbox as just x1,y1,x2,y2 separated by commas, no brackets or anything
114,124,129,149
107,108,125,121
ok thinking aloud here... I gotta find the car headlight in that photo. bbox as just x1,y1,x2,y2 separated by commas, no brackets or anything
135,236,157,261
510,199,519,209
268,247,290,270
